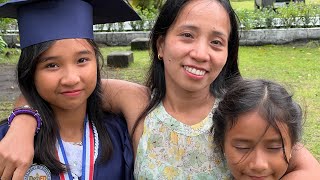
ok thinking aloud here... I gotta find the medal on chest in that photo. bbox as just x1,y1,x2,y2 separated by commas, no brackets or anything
56,116,98,180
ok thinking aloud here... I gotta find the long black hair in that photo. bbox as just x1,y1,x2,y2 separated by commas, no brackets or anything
132,0,241,136
214,78,303,163
17,39,113,174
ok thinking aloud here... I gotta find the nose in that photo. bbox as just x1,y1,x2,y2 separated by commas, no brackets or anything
60,66,80,86
189,39,210,62
248,149,269,173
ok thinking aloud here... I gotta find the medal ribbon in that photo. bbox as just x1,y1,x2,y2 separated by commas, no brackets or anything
56,115,95,180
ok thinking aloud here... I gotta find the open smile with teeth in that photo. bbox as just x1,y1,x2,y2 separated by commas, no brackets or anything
184,66,206,76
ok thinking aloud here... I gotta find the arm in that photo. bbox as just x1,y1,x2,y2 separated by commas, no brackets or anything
101,79,150,153
101,79,150,134
0,95,36,180
282,144,320,179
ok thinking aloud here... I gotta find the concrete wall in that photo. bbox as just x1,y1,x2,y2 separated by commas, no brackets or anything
239,28,320,45
2,28,320,47
94,31,149,46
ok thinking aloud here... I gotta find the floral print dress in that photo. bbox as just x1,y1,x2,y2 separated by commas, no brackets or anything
134,101,231,180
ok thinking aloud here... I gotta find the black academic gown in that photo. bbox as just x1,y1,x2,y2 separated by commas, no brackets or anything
0,112,134,180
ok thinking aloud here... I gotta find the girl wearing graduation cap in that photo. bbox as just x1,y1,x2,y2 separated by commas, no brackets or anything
2,0,320,179
0,0,140,179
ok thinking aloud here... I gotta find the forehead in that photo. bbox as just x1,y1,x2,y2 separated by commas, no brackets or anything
173,0,231,34
40,39,94,57
227,111,291,142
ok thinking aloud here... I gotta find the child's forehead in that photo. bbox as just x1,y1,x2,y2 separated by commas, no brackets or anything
39,39,95,57
228,110,291,142
230,110,284,131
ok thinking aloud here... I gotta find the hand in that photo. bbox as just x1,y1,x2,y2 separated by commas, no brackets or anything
0,114,36,180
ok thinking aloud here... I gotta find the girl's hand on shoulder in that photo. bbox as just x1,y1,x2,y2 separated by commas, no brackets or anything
0,114,36,180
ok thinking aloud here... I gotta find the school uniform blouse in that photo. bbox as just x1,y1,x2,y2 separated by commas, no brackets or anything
0,112,134,180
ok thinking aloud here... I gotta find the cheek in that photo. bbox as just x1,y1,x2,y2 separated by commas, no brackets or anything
88,75,97,93
162,39,188,61
34,73,57,100
215,53,228,70
208,51,228,79
223,142,243,171
84,66,98,92
275,143,292,175
270,153,289,178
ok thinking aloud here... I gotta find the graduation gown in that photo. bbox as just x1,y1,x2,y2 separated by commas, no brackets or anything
0,112,134,180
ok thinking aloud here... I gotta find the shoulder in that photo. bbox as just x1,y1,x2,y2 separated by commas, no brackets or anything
100,112,131,147
102,79,149,110
0,120,9,140
102,79,149,101
103,79,148,91
101,112,128,133
98,112,134,178
101,79,149,130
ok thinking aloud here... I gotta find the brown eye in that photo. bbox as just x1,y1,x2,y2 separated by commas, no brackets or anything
78,58,88,64
181,32,193,38
211,40,222,46
46,63,59,68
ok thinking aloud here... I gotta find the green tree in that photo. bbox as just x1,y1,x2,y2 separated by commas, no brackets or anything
132,0,165,10
0,0,16,33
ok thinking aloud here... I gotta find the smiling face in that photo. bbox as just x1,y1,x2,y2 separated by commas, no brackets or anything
223,110,293,180
157,0,230,94
34,39,97,112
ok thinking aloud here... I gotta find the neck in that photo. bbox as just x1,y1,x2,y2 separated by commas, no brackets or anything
163,87,215,125
53,105,87,142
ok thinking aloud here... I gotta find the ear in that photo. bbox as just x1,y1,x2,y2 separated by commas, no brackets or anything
284,146,293,163
156,35,165,59
287,150,292,162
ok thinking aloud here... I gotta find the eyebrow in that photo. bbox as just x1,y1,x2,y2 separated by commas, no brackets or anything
231,138,253,144
264,138,283,144
78,50,93,55
39,50,93,62
178,24,228,38
231,137,283,145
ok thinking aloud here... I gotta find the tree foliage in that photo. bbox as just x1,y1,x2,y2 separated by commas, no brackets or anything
131,0,165,9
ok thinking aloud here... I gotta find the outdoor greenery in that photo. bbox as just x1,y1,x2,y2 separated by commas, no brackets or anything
236,3,320,29
231,0,320,10
131,0,164,10
0,0,15,33
99,0,320,31
0,36,6,52
1,0,320,33
102,2,320,31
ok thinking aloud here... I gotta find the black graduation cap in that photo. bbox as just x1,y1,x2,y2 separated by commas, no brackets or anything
0,0,141,48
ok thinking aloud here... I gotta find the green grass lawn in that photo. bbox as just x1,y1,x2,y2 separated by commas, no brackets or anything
231,0,255,10
1,43,319,160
